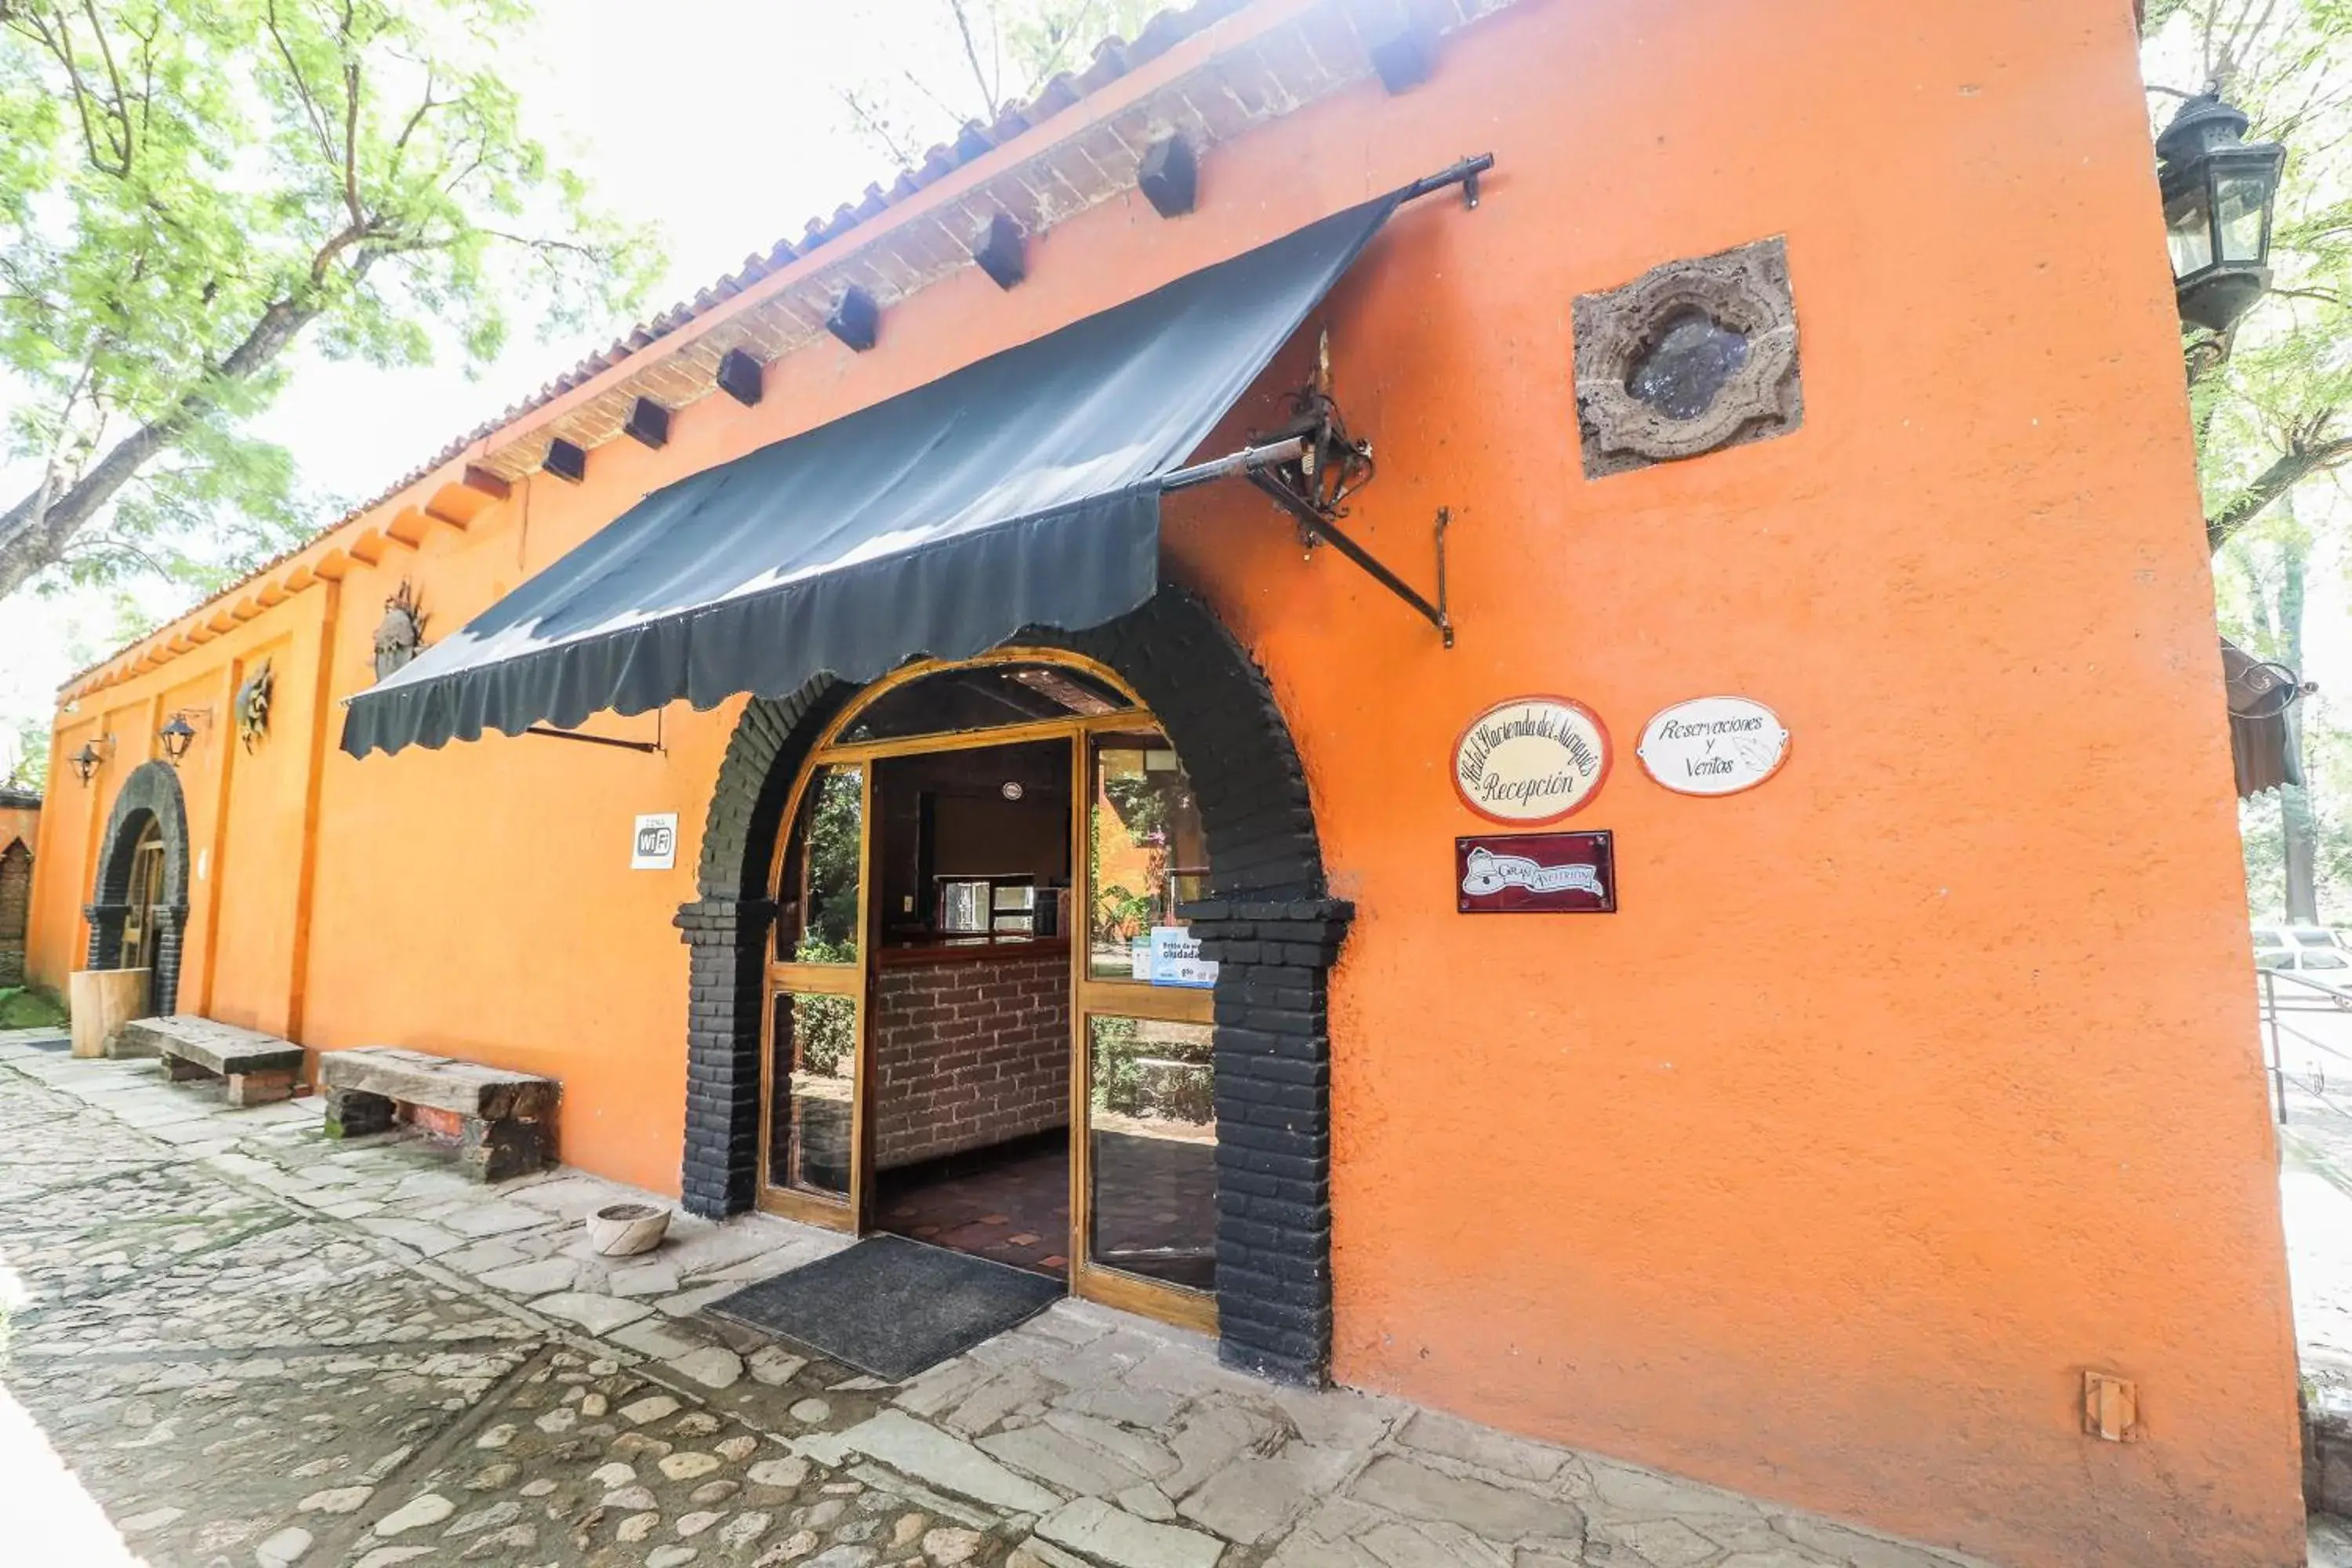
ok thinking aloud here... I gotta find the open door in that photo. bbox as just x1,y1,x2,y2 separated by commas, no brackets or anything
760,762,872,1231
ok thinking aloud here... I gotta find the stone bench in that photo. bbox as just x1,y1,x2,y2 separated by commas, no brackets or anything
117,1015,308,1107
318,1047,557,1183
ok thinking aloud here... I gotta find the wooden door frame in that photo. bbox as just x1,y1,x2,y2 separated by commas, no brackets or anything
748,648,1219,1334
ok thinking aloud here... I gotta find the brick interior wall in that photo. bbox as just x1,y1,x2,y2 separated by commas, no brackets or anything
0,841,29,989
872,950,1069,1170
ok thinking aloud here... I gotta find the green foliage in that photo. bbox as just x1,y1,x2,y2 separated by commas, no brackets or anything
0,987,68,1030
836,0,1163,168
5,714,45,789
796,768,865,956
0,0,661,597
2146,2,2352,547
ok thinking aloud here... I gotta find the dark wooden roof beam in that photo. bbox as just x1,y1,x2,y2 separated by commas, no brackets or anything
543,438,588,485
827,286,880,351
973,212,1028,289
623,397,671,449
1138,133,1197,218
717,347,765,406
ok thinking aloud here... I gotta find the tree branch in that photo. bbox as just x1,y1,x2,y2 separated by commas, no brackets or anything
2209,426,2352,552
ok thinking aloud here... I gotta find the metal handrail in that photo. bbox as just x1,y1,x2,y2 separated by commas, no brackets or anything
2256,964,2352,1123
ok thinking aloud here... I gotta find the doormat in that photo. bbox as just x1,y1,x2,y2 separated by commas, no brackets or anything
706,1233,1063,1381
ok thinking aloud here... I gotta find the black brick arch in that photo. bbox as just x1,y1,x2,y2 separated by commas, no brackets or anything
677,587,1352,1383
85,759,192,1017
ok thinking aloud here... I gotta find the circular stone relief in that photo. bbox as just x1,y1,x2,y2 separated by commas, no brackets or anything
1452,696,1612,824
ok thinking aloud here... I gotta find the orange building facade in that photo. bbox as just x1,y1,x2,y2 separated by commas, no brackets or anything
21,0,2305,1561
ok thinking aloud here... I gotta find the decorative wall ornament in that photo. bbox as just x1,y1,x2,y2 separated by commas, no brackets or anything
1573,236,1802,477
374,582,426,681
234,660,274,753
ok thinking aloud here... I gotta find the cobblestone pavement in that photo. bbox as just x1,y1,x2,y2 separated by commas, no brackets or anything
0,1030,1999,1568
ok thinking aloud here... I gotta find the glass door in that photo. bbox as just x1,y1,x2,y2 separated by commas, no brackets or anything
1070,730,1218,1332
761,761,871,1230
120,821,165,971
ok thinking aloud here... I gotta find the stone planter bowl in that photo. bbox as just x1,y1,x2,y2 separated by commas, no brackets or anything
588,1202,671,1257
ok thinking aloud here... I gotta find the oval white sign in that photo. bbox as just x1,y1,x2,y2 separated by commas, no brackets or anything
1452,697,1611,824
1637,697,1789,797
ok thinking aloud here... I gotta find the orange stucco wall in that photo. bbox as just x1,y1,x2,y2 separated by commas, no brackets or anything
1,804,34,857
24,0,2301,1560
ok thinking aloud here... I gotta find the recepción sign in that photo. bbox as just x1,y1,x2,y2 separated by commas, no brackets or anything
1456,831,1617,914
1453,696,1611,824
1636,697,1789,797
630,812,679,870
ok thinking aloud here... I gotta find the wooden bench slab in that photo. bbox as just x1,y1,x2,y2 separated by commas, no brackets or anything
319,1046,557,1182
318,1047,557,1120
120,1015,309,1106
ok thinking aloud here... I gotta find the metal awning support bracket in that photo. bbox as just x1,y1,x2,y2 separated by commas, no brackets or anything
1156,152,1493,649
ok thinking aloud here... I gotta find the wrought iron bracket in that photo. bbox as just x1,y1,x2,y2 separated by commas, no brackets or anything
1248,470,1454,648
524,710,666,754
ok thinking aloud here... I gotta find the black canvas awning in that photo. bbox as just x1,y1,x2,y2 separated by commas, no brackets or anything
340,188,1408,758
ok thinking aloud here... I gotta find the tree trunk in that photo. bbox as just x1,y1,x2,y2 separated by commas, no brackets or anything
2207,430,2352,554
0,295,321,600
2278,529,2320,922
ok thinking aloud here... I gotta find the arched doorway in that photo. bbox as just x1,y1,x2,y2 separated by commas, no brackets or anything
0,837,31,988
752,649,1218,1329
86,760,192,1017
681,590,1352,1381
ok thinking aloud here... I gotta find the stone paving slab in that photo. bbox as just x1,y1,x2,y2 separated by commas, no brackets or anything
0,1049,2016,1568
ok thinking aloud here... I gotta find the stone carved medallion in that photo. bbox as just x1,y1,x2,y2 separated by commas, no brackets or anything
235,659,274,753
374,581,426,681
1573,236,1802,477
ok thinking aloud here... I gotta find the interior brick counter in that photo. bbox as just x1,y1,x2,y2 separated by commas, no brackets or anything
871,949,1069,1170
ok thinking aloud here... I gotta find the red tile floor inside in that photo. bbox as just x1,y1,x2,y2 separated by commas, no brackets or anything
877,1133,1071,1277
875,1127,1218,1290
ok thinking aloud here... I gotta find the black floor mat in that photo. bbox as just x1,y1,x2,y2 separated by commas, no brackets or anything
706,1233,1064,1381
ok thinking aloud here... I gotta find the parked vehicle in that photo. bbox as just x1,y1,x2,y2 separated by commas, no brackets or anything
2256,945,2352,975
2253,924,2347,954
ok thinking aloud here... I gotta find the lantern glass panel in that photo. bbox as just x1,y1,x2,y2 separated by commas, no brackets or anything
2165,183,2215,278
2216,172,2269,263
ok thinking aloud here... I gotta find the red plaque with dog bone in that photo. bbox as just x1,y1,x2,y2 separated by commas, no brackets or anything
1455,831,1617,914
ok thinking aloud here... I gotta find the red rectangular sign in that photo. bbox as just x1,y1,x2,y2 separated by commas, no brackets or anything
1456,830,1617,914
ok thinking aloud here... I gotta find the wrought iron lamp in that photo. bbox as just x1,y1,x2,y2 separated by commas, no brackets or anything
2157,92,2287,335
67,735,112,786
158,711,201,767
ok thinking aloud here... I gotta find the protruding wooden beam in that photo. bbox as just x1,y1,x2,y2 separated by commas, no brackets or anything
717,347,765,406
973,213,1026,289
1138,133,1197,218
623,397,671,449
311,550,353,583
827,286,879,352
386,506,434,547
424,481,493,531
1370,27,1433,93
543,437,588,484
349,529,388,566
461,464,512,501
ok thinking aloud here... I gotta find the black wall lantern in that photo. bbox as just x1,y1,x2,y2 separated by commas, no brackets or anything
2156,93,2286,335
158,709,209,768
67,734,112,786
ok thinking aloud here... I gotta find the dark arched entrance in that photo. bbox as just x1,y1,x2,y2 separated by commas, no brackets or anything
85,760,192,1017
677,589,1351,1383
0,837,30,988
